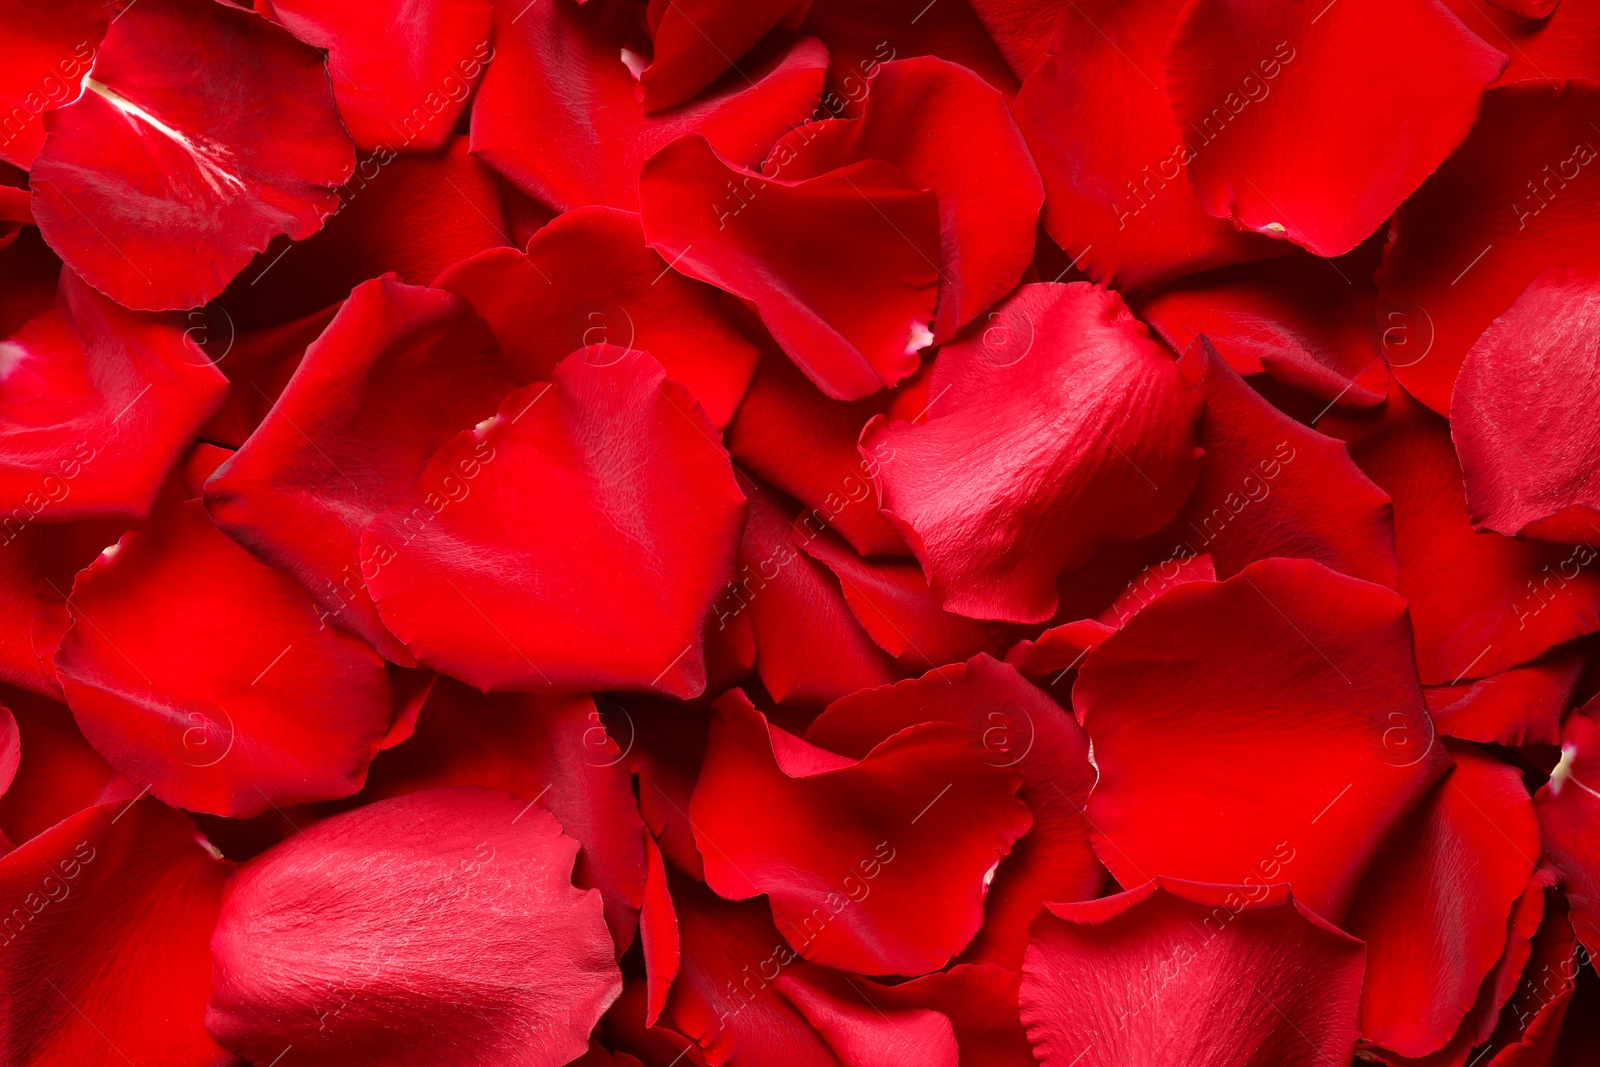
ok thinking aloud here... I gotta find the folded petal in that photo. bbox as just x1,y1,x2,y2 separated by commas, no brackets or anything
800,0,1018,106
30,0,356,310
434,206,758,429
0,519,123,699
55,446,394,818
965,0,1071,77
471,0,826,211
0,797,233,1066
1443,0,1600,85
1378,82,1600,415
207,786,621,1067
0,0,106,168
1075,557,1450,920
1019,880,1364,1067
1535,696,1600,957
1453,268,1600,542
641,134,940,401
205,275,516,661
640,0,814,112
808,654,1102,969
1424,646,1587,747
1166,0,1506,256
364,349,746,698
0,268,226,522
1013,0,1281,290
0,688,129,847
692,688,1031,975
864,282,1201,623
256,0,492,152
857,962,1036,1067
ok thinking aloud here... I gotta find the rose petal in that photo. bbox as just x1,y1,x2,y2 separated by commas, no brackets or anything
196,303,337,449
858,963,1036,1067
1019,880,1365,1067
639,0,814,112
800,0,1018,106
0,0,106,168
692,687,1031,975
640,134,940,401
1443,0,1600,85
1165,0,1506,256
1424,646,1587,747
206,786,621,1067
1075,557,1449,920
1535,696,1600,957
863,282,1201,624
31,0,356,310
364,349,746,698
205,275,516,662
0,687,130,846
964,0,1071,77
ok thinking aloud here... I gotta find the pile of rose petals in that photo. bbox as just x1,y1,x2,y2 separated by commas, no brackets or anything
4,0,1600,1063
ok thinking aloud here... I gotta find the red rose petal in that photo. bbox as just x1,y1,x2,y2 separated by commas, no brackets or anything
205,275,516,662
724,350,908,557
1174,337,1397,587
256,0,492,152
639,834,678,1027
0,0,106,169
692,687,1031,975
31,0,356,310
1019,880,1365,1067
1443,0,1600,85
808,654,1103,969
364,349,746,698
197,303,337,450
640,134,940,401
859,962,1036,1067
864,282,1201,624
764,56,1043,343
1424,647,1587,747
800,0,1018,108
206,786,621,1067
55,447,395,818
1452,268,1600,542
964,0,1070,77
1013,0,1281,290
471,0,827,211
1337,382,1600,684
0,518,121,699
772,966,960,1067
434,205,758,429
624,697,711,880
0,268,226,522
1535,696,1600,957
0,688,130,846
1378,82,1600,415
1075,557,1449,920
1133,249,1388,409
1166,0,1506,257
0,797,233,1066
1346,742,1540,1057
639,0,814,112
357,676,647,955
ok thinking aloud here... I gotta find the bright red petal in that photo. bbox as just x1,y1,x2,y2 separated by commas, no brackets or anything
207,787,621,1067
1425,646,1586,747
0,688,130,847
1075,557,1449,920
364,349,746,698
30,0,356,310
0,0,105,169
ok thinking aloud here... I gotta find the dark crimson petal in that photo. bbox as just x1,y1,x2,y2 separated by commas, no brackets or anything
0,184,31,252
1443,0,1600,85
640,135,940,401
692,688,1030,975
808,654,1103,970
357,676,647,955
0,0,105,169
471,0,826,211
639,834,677,1026
255,0,492,152
1453,269,1600,542
30,0,356,311
434,206,758,429
1451,882,1578,1067
859,963,1036,1067
1378,82,1600,415
1019,880,1365,1067
1076,558,1449,920
639,0,814,112
0,798,233,1065
1165,0,1505,257
0,519,120,699
0,703,17,801
1346,742,1540,1057
205,276,515,662
724,350,907,557
765,57,1043,343
55,446,394,818
1488,0,1559,15
364,349,746,698
1535,696,1600,956
1337,383,1600,684
660,863,958,1066
207,787,621,1067
623,697,711,879
800,0,1018,107
964,0,1070,77
0,268,225,522
0,688,131,846
864,283,1201,624
730,483,903,708
1173,338,1397,587
799,532,998,671
1425,646,1587,747
1132,250,1388,409
196,302,338,449
1012,0,1281,290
